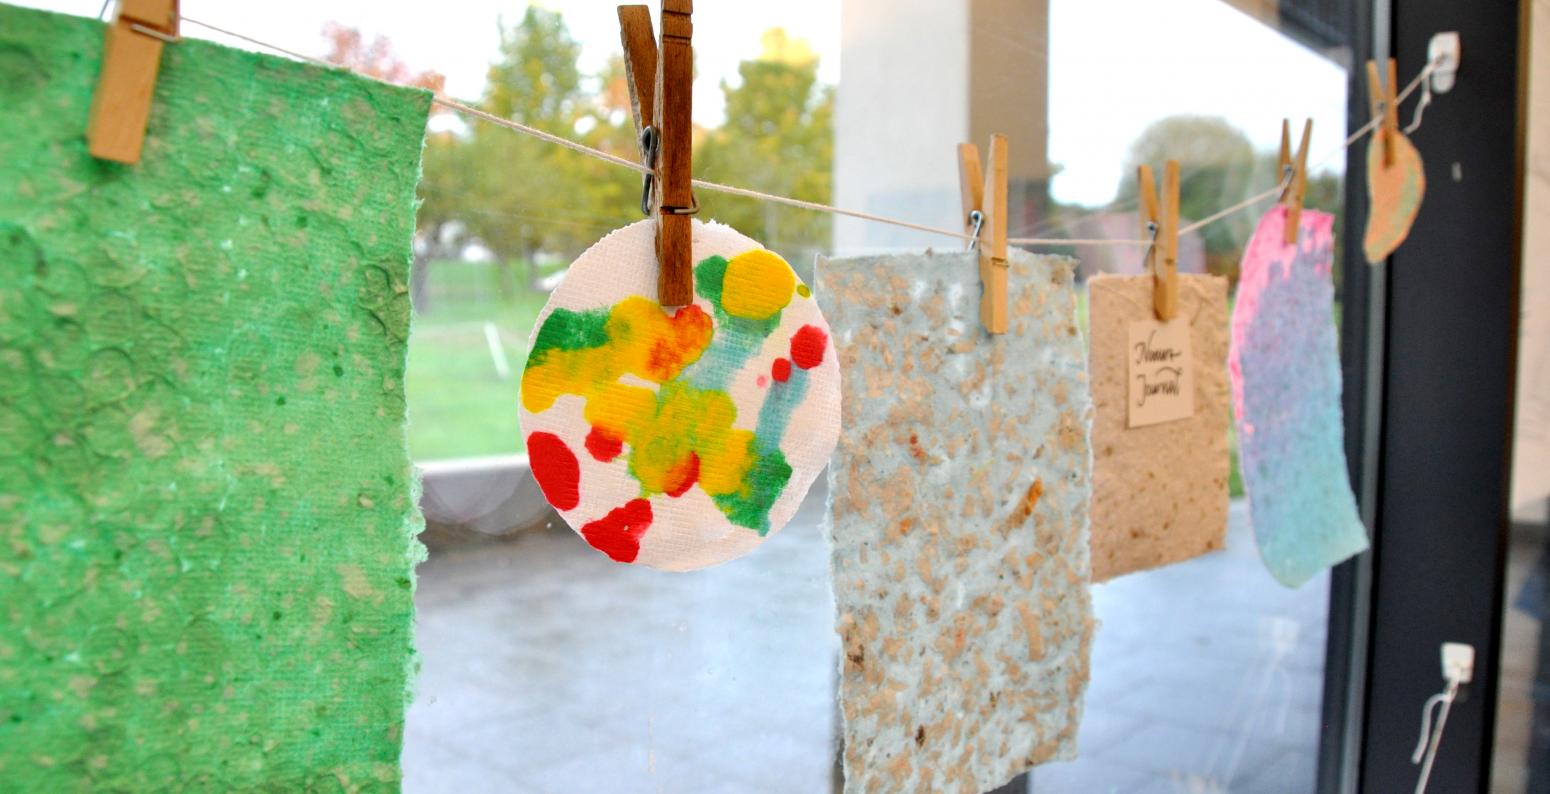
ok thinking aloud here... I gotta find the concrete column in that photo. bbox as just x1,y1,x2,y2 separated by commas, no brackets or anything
834,0,1051,253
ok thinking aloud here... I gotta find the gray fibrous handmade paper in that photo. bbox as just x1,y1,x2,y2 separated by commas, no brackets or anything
0,6,429,790
819,250,1093,794
1088,274,1231,581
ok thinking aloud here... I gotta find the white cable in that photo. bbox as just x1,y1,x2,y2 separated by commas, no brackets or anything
1410,691,1448,762
1405,76,1434,134
1411,675,1461,794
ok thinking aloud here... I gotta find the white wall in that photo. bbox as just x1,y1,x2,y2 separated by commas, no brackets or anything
833,0,972,253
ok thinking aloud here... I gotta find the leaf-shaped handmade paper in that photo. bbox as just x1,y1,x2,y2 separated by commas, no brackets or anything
0,6,429,789
1231,206,1369,586
819,250,1093,794
1363,131,1426,263
519,220,841,571
1089,274,1231,580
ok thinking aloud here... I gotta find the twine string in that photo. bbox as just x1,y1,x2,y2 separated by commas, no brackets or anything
176,15,1440,249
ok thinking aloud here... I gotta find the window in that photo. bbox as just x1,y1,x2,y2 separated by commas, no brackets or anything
18,0,1528,791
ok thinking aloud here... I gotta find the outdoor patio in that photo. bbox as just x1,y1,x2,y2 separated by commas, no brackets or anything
403,487,1328,793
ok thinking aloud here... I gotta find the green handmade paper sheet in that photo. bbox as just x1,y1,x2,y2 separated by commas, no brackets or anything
0,6,430,790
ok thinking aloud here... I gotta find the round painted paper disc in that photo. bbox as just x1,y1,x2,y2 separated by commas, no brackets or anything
1362,130,1426,264
519,219,841,571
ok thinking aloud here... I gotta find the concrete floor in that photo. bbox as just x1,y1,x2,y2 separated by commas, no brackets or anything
403,489,1327,793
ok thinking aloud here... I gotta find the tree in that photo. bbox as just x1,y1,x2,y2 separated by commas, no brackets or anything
443,9,646,291
696,29,834,273
321,24,446,308
1114,116,1258,278
321,23,445,94
483,8,581,128
412,17,837,305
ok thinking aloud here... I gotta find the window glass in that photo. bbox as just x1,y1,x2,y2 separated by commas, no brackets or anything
14,1,1358,790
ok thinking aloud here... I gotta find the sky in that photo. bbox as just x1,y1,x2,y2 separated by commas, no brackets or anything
1049,0,1349,205
19,0,1347,207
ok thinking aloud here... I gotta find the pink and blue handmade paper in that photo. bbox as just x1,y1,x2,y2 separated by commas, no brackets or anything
1230,206,1369,587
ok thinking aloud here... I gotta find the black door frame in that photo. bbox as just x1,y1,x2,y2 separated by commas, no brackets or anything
1321,0,1525,791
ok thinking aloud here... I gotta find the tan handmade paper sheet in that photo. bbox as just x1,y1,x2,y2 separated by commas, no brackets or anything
819,249,1093,794
1088,274,1231,581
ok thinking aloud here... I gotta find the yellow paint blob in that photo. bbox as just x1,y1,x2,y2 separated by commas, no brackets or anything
721,249,795,320
627,382,752,496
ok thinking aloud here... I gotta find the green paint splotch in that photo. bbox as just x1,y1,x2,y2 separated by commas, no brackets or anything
529,305,612,364
712,442,793,535
0,6,430,790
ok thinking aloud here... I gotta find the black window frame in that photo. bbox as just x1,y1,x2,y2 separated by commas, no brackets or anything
1322,0,1524,791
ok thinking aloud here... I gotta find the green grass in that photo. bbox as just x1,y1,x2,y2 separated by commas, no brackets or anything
405,261,545,461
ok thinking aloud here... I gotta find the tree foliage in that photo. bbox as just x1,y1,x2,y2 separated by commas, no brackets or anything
483,8,582,127
330,16,835,296
415,10,642,292
1115,115,1258,274
1110,115,1349,289
697,29,834,273
321,23,445,93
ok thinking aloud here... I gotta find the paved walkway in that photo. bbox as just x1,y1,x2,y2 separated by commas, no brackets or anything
403,489,1327,793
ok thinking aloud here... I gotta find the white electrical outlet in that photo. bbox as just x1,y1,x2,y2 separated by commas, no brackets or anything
1441,642,1475,684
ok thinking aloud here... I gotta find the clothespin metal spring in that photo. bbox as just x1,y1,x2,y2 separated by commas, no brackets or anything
637,126,699,219
965,209,985,252
1138,220,1159,271
126,21,180,43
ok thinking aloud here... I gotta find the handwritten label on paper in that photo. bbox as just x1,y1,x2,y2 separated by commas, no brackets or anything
1128,318,1194,428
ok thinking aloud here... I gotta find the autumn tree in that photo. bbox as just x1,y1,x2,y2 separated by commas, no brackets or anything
435,9,644,292
1110,116,1349,290
696,29,834,275
1114,115,1258,278
321,23,445,93
321,24,446,307
414,17,836,302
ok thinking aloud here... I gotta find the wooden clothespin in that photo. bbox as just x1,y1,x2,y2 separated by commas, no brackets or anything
1279,119,1312,245
1365,58,1400,169
1137,161,1181,322
618,2,695,307
958,134,1009,334
88,0,180,164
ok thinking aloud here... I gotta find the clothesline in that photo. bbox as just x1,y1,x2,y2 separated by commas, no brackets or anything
174,15,1440,249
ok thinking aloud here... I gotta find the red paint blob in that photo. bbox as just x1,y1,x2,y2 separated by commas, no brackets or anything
584,427,624,462
771,358,792,383
664,452,699,498
757,375,768,388
790,325,828,370
527,432,580,511
581,498,654,563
